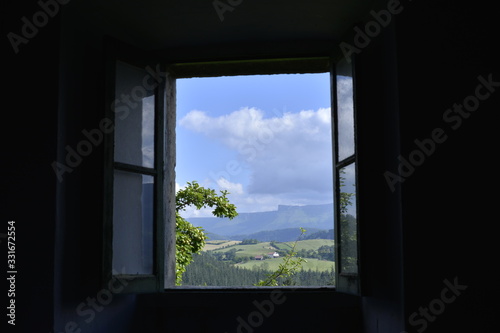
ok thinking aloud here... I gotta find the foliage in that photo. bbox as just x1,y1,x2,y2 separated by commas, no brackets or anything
254,228,308,286
239,256,333,273
182,251,335,286
303,229,334,240
295,245,335,261
182,252,267,286
339,169,357,271
176,181,238,218
175,181,238,285
240,238,259,245
339,170,355,215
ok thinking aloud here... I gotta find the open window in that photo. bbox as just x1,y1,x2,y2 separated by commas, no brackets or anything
103,42,175,292
104,49,359,293
175,71,335,287
333,58,359,294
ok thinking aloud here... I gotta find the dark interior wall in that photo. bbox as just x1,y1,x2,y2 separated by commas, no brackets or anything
340,1,500,331
56,10,107,301
2,5,146,328
355,22,405,333
4,0,499,332
51,3,363,333
395,1,499,332
53,6,140,333
2,1,60,332
134,289,361,333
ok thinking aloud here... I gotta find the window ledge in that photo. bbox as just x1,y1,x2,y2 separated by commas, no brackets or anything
136,286,360,309
164,285,336,292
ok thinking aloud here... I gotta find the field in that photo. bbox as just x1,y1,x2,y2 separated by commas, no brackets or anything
207,239,334,256
204,240,242,251
204,239,335,273
236,257,334,272
274,239,334,251
210,241,278,257
185,239,336,286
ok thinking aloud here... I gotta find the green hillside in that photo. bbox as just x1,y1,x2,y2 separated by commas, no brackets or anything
207,239,334,257
185,238,336,286
237,257,334,272
204,240,242,251
211,241,277,257
275,239,334,251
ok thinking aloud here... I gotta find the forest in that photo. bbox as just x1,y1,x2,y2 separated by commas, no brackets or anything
181,239,336,286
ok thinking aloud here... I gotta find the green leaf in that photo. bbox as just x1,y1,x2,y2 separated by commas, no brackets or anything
175,181,238,285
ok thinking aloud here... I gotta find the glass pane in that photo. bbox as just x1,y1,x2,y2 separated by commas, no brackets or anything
336,59,355,160
338,163,357,273
113,170,154,274
114,61,155,168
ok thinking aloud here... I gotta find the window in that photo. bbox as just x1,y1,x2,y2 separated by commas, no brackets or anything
175,72,338,286
333,58,359,294
104,54,359,293
112,62,156,275
103,54,172,292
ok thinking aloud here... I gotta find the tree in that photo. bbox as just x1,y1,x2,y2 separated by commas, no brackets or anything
339,169,355,215
241,238,259,245
175,181,238,285
225,248,237,262
317,245,335,261
339,169,357,271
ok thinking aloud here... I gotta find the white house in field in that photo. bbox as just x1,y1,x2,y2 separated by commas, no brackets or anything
267,252,280,259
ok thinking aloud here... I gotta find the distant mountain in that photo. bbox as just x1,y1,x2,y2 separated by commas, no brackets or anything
229,227,324,242
304,229,334,240
205,232,228,240
187,203,334,237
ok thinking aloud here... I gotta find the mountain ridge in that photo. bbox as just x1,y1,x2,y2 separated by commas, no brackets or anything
187,203,334,237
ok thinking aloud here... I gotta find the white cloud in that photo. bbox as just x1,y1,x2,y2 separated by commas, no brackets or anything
141,95,155,167
142,146,154,168
336,76,355,159
180,107,334,198
216,178,244,195
179,205,215,219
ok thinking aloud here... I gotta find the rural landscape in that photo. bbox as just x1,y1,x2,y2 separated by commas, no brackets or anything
180,203,338,286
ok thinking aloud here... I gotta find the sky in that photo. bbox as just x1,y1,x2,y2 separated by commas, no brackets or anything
175,73,354,218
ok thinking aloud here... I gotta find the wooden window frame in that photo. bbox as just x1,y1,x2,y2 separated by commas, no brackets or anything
332,57,360,295
102,44,360,293
102,40,175,292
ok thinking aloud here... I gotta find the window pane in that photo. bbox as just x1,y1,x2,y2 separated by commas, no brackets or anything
114,61,155,168
338,162,357,274
336,59,355,160
113,170,154,274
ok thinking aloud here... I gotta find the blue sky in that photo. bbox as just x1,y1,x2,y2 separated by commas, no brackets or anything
175,73,338,217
